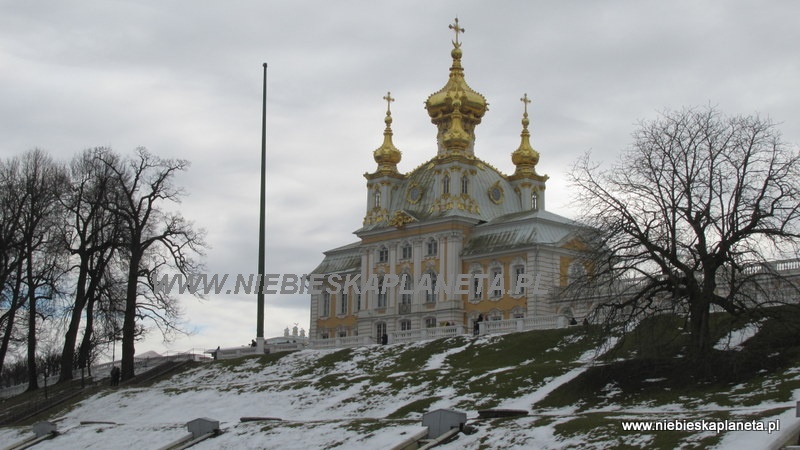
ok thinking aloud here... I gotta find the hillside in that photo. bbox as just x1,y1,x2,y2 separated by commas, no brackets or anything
1,311,799,449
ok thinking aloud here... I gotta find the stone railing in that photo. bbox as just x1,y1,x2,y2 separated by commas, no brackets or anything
309,335,374,350
479,315,568,335
308,315,574,350
391,325,466,343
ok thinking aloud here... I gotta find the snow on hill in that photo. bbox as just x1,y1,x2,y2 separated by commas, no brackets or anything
1,324,798,449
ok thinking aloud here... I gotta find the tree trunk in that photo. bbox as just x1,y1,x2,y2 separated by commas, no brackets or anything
77,293,96,377
0,309,16,375
59,259,89,382
25,257,38,391
120,249,141,381
687,297,711,363
0,264,23,374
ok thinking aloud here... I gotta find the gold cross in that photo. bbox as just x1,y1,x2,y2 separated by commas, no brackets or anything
449,17,465,45
383,91,394,113
520,93,531,116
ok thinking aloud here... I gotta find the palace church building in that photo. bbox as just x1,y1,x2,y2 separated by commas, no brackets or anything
309,22,589,346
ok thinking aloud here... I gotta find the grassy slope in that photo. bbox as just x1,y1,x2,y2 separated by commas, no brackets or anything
2,307,799,449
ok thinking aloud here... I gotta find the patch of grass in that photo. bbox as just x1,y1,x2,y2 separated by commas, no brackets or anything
386,396,442,419
214,352,297,372
295,348,354,377
342,418,416,434
552,411,725,450
391,338,462,372
538,306,800,412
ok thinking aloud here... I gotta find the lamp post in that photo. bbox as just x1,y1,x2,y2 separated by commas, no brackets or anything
256,62,267,353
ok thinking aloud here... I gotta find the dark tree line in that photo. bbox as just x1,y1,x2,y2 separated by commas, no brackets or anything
0,147,205,389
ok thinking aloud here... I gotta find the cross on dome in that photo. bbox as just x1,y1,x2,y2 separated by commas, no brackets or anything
383,91,395,114
448,17,464,46
520,93,531,116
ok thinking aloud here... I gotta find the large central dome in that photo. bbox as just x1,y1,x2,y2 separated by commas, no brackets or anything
424,22,488,156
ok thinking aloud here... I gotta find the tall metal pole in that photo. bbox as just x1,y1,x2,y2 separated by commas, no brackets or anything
256,62,267,351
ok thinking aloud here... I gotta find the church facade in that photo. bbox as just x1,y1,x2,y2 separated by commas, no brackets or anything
309,22,591,347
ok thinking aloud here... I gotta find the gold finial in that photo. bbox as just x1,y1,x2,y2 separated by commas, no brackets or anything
520,93,531,117
520,93,531,129
448,17,464,46
383,91,395,114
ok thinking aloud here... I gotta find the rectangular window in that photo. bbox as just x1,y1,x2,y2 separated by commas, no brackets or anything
321,292,330,317
515,266,525,295
472,275,482,300
340,292,348,315
376,322,386,339
377,279,387,308
426,273,437,303
402,244,412,260
356,293,361,311
378,292,387,308
491,268,503,298
401,275,412,304
426,239,438,256
425,317,436,328
378,247,388,263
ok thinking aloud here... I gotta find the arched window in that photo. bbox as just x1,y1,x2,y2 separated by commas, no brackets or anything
511,306,525,319
374,190,381,208
461,175,469,195
443,174,450,195
531,191,538,210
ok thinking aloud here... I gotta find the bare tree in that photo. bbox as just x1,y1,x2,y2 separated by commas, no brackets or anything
59,148,125,381
15,149,69,390
568,106,800,362
0,157,26,375
101,148,205,381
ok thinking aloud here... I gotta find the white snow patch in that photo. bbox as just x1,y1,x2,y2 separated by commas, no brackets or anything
714,322,761,351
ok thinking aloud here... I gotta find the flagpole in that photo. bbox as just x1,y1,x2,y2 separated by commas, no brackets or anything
256,62,267,353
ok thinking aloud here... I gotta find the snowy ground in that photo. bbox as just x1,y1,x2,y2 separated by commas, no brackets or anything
1,329,798,449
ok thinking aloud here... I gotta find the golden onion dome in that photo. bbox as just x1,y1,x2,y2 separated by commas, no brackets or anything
425,42,488,128
425,19,488,156
512,93,541,175
373,92,402,172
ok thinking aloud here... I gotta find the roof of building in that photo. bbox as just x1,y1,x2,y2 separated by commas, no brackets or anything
462,210,578,257
310,241,361,275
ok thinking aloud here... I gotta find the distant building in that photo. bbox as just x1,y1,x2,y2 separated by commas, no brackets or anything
309,21,591,347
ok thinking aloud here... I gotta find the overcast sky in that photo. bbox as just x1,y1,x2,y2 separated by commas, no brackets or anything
1,1,799,356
